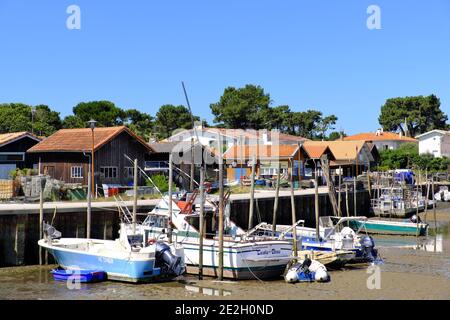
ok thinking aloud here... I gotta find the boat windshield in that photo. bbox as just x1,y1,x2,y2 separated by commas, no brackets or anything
144,214,169,229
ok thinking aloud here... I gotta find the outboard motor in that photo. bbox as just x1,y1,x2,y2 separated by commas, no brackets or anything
359,235,378,263
43,222,62,240
155,242,184,276
410,214,422,224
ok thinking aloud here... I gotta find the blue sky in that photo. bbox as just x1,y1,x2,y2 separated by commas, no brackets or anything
0,0,449,134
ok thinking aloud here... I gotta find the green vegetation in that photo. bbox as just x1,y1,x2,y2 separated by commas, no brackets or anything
377,143,450,171
379,95,448,137
9,168,38,179
146,174,169,193
154,104,199,140
2,91,448,144
210,84,338,140
0,103,62,136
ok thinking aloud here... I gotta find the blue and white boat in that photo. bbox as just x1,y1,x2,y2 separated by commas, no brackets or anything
38,222,185,283
247,216,379,266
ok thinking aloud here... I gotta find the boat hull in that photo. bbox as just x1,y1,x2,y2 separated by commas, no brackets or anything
349,220,428,236
180,240,292,280
39,240,161,283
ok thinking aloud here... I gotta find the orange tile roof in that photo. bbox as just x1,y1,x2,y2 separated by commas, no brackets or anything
303,144,331,159
28,126,153,153
342,132,417,142
0,132,40,147
275,132,309,142
304,140,368,161
223,144,300,160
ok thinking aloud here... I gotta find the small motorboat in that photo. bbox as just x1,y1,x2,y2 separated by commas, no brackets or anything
285,258,329,283
349,217,429,236
434,186,450,202
38,222,185,283
51,269,106,283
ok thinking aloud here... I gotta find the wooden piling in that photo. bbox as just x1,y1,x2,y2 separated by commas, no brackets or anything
248,155,256,230
290,159,298,255
338,166,342,217
353,177,357,216
345,183,350,218
132,159,138,235
190,137,195,191
39,176,44,265
168,153,173,243
432,175,437,229
272,161,281,236
218,133,224,281
198,165,205,279
87,161,92,239
314,168,320,242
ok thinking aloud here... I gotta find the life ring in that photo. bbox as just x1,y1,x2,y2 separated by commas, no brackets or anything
147,238,157,245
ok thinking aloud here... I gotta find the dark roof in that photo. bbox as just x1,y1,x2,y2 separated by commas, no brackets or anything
0,132,41,148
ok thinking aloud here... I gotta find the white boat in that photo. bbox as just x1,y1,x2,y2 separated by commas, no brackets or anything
140,195,293,280
434,186,450,202
38,222,185,283
348,218,429,236
285,258,329,283
246,216,379,266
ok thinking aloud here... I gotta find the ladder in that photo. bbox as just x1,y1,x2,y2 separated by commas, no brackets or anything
320,157,340,217
114,195,133,224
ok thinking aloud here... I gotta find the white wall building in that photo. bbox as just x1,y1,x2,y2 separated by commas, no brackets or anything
342,129,417,151
416,130,450,158
164,122,308,150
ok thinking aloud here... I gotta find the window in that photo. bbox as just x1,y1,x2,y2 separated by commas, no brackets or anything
71,166,83,178
0,153,25,162
260,167,287,176
124,167,134,178
101,166,118,179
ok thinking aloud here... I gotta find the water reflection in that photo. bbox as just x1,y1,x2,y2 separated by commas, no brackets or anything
374,234,444,253
185,284,232,297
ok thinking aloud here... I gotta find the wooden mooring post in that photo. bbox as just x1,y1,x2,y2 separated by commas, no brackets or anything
290,159,298,255
39,175,45,265
198,165,205,279
272,161,281,236
353,177,357,216
248,155,256,230
218,133,224,280
132,159,138,235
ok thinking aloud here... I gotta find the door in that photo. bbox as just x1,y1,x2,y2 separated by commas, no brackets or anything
43,166,55,178
0,164,16,179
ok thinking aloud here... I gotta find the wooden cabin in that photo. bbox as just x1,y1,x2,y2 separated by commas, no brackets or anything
0,132,41,179
223,144,309,184
27,126,153,187
303,140,376,177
